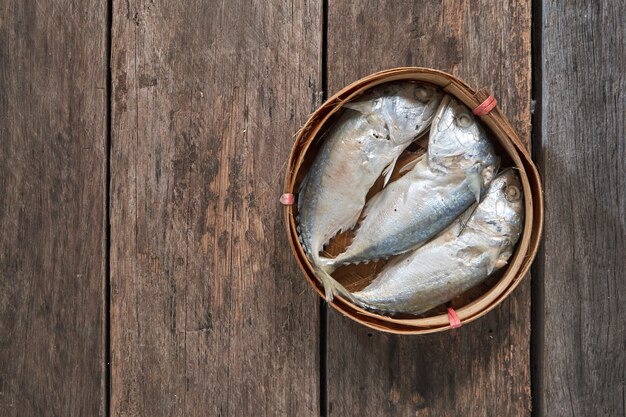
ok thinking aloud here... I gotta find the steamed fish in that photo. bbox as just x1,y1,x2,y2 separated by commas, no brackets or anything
320,95,498,272
352,170,524,315
298,82,443,300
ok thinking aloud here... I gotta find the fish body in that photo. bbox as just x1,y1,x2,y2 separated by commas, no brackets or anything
298,82,443,300
321,95,498,271
352,170,524,315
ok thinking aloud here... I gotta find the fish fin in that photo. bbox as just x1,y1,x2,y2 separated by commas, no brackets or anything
344,101,388,130
487,257,499,275
494,259,508,269
465,170,483,204
398,153,426,174
381,156,399,187
362,188,385,219
343,100,376,115
339,208,362,234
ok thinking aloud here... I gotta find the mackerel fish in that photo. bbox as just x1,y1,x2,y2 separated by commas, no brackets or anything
352,169,525,315
298,82,443,300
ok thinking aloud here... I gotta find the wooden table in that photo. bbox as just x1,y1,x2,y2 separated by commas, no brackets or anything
1,1,624,416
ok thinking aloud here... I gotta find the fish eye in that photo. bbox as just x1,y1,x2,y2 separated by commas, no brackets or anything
414,86,432,102
455,113,473,128
505,185,521,202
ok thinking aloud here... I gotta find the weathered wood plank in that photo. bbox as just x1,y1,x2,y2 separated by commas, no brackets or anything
109,1,321,415
536,1,625,416
0,1,107,416
325,1,532,416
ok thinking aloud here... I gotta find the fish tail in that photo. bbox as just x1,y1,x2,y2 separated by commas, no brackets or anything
314,267,355,303
311,256,354,303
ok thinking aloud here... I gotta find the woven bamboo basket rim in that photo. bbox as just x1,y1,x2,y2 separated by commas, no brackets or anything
284,67,544,334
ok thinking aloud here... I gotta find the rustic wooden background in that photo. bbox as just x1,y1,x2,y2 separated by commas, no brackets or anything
0,0,623,416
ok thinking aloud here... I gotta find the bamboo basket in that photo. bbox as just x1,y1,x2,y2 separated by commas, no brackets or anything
283,67,543,334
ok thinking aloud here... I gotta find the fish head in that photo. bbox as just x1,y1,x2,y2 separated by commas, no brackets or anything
377,82,444,147
428,96,498,176
472,169,525,256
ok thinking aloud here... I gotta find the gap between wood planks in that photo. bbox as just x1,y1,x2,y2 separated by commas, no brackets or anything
319,1,329,416
530,0,544,416
104,0,113,415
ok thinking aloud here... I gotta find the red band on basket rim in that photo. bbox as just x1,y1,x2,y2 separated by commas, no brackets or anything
280,193,295,205
472,95,497,116
447,307,462,329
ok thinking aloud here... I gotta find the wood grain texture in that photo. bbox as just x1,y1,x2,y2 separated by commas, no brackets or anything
0,1,107,416
109,1,321,415
325,1,532,416
536,1,625,416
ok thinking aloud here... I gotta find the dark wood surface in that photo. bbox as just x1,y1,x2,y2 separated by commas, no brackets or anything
536,1,626,416
1,0,624,416
325,1,532,416
0,1,107,416
109,0,321,415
